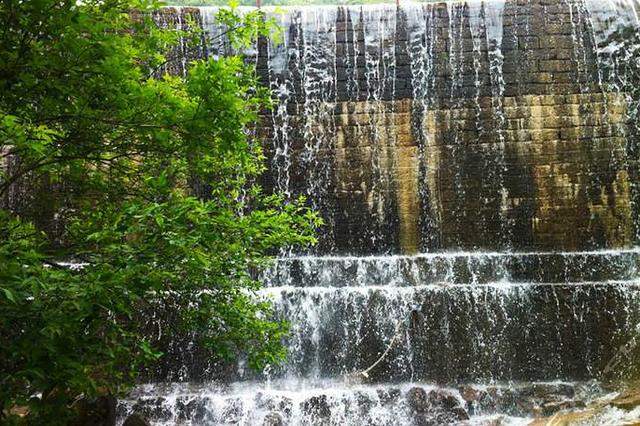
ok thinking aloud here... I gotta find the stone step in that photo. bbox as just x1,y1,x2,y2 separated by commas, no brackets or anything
261,249,640,287
153,282,640,383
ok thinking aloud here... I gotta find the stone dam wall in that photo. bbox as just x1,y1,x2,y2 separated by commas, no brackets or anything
160,0,640,255
138,1,640,388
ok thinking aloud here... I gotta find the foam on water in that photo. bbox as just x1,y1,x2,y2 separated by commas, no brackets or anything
121,379,598,426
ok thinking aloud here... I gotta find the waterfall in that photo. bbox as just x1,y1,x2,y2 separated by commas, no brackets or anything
131,1,640,424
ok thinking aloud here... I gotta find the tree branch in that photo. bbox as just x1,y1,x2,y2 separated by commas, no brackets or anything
344,310,419,383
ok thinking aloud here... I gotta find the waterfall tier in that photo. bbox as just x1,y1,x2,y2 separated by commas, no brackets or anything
263,249,640,287
152,250,640,385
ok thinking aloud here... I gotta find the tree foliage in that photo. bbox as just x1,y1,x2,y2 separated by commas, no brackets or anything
0,0,320,423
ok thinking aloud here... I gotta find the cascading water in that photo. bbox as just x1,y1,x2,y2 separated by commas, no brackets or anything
131,1,640,424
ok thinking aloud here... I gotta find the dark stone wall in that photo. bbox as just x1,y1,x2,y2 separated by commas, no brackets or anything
249,0,640,254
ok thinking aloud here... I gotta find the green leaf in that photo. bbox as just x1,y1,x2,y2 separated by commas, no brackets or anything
2,287,16,303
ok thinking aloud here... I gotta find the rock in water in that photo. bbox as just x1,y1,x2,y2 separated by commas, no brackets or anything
302,395,331,420
263,412,284,426
611,389,640,411
428,389,459,410
407,387,429,413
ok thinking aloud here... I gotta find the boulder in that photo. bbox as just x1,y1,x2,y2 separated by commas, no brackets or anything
302,395,331,420
486,387,534,416
427,389,459,411
407,387,429,414
256,393,293,417
175,397,207,421
459,385,493,415
541,400,586,416
408,388,469,423
450,406,470,421
220,398,244,423
377,387,401,405
611,388,640,411
130,397,172,421
530,383,575,399
528,408,599,426
459,386,482,403
412,414,440,426
354,391,374,414
263,412,284,426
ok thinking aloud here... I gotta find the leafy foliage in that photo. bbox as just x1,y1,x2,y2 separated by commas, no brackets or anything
0,0,320,423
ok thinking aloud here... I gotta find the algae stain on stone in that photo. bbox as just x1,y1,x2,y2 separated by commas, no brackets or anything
529,93,633,249
422,109,442,243
395,145,420,254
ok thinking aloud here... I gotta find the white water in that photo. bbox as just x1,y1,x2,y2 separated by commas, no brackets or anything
121,379,599,425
